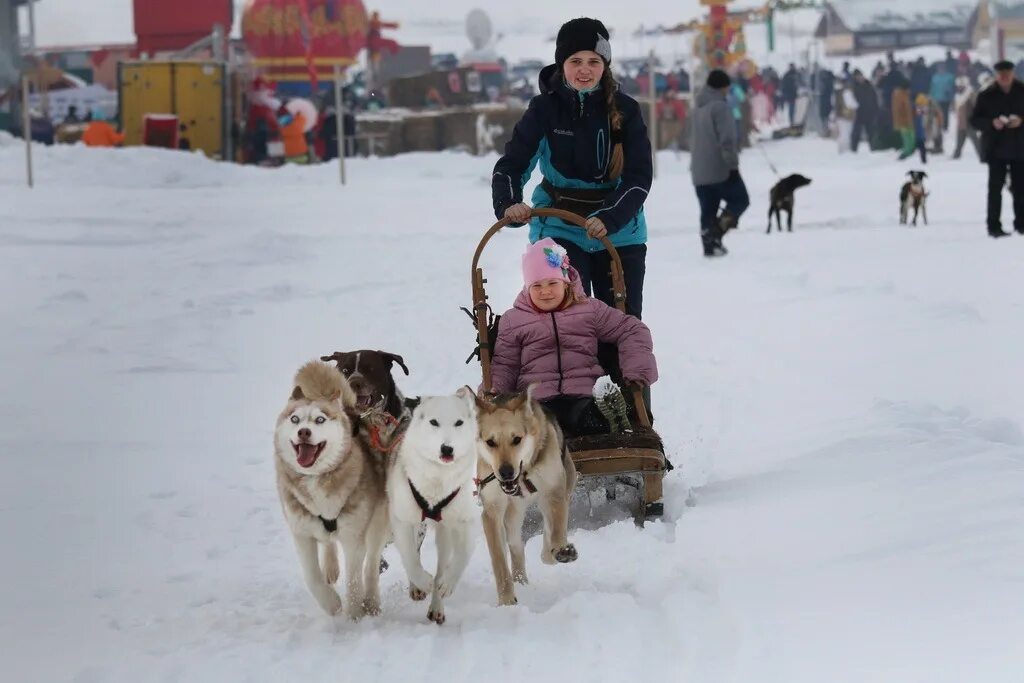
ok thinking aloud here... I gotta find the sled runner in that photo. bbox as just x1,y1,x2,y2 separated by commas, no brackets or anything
469,208,668,521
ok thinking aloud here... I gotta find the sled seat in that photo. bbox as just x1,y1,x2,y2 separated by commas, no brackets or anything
566,427,667,520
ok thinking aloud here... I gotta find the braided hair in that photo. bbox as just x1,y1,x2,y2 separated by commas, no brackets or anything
601,68,625,181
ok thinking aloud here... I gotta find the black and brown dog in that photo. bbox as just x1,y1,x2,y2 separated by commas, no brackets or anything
319,350,414,420
899,170,928,227
767,173,813,233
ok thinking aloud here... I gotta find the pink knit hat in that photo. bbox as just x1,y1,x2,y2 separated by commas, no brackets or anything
522,238,571,287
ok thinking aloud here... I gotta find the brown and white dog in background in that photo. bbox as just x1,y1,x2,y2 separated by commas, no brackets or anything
899,170,928,226
320,350,414,419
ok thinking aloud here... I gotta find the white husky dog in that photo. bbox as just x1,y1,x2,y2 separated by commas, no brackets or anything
387,386,479,624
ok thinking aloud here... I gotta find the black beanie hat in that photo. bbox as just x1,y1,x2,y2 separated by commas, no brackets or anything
707,69,731,89
555,18,612,66
995,59,1015,72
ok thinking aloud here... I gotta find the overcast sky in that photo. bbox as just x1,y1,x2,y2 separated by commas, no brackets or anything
25,0,706,48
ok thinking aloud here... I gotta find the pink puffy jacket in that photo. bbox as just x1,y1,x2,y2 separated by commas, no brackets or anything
490,270,658,400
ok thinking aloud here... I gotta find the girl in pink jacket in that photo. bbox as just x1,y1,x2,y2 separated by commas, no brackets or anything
491,238,658,436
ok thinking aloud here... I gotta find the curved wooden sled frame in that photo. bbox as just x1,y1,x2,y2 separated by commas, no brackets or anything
472,208,666,519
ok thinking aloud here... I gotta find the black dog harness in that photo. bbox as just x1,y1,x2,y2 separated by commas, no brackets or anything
408,480,461,522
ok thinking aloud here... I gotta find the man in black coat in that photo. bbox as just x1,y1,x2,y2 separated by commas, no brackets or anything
851,70,879,152
970,60,1024,238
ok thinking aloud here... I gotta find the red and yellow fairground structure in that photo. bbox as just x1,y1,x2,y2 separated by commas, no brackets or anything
697,0,748,70
242,0,393,93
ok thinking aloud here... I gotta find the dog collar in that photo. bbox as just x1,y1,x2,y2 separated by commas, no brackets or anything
408,480,461,522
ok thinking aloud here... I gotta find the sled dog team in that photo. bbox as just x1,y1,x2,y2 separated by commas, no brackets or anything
275,360,577,625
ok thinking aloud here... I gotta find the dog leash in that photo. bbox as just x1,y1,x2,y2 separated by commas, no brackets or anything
755,141,782,178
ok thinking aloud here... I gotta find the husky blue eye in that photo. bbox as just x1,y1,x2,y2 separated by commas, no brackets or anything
290,416,300,424
315,416,326,424
455,420,464,427
430,419,440,427
512,436,522,446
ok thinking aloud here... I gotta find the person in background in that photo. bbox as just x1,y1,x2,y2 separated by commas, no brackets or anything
953,76,982,160
929,63,956,131
851,69,879,152
892,73,915,160
690,69,748,258
910,57,931,99
781,63,799,126
818,67,835,123
970,60,1024,238
278,103,309,164
62,105,81,125
81,110,125,148
835,80,857,154
910,94,941,164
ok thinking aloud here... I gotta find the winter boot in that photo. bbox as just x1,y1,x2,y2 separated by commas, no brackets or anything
701,227,728,257
718,210,739,234
595,383,632,434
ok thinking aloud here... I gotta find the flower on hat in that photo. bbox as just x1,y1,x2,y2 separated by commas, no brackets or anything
543,244,569,276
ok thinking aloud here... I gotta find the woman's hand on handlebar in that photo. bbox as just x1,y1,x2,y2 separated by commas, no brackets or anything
585,217,608,239
504,203,532,223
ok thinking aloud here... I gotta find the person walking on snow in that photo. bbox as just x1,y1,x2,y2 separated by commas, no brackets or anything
492,17,653,319
850,69,879,152
970,60,1024,238
892,75,915,159
953,76,982,159
930,62,956,131
835,81,857,154
690,69,749,258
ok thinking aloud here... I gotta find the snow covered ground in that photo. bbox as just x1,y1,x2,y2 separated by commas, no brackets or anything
2,134,1024,682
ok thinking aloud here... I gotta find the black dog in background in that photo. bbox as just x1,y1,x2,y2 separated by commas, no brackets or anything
767,174,813,233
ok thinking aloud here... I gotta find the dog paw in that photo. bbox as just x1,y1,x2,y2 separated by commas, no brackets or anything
497,593,518,607
315,589,343,616
409,586,428,601
554,544,578,563
347,601,366,621
427,609,446,625
363,595,382,617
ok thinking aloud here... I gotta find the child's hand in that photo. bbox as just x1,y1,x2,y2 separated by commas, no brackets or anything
585,217,608,239
504,203,532,223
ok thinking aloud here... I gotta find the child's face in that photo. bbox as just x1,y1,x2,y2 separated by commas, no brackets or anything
529,279,567,311
563,51,605,91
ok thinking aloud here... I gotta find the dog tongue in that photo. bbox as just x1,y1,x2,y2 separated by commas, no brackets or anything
296,443,319,467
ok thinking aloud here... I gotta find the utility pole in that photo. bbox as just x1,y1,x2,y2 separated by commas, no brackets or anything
22,74,33,188
334,64,346,186
23,0,37,188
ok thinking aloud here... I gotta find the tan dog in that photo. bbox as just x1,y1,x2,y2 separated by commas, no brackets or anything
475,387,578,606
274,360,388,618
